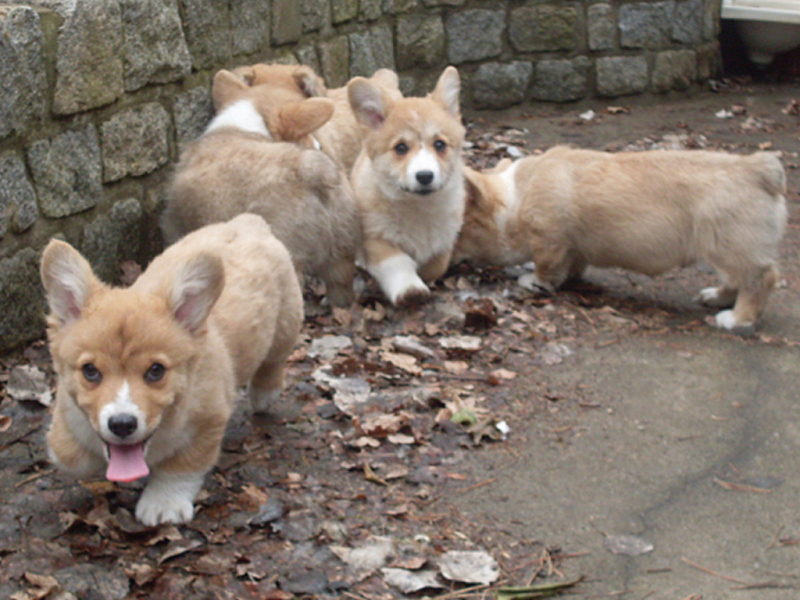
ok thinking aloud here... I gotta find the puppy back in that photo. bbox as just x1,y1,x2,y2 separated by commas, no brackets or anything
747,152,787,197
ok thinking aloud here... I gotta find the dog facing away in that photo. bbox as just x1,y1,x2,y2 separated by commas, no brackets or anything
454,146,787,331
348,66,465,306
42,214,304,526
235,62,403,173
161,70,362,308
210,67,333,147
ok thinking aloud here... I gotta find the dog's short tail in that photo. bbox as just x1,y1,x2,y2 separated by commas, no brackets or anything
748,152,787,197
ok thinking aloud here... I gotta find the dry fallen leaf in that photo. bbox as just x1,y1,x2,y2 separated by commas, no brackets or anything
603,534,654,556
382,567,444,593
439,550,499,585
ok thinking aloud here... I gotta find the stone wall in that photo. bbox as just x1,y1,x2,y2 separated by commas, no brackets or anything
0,0,721,352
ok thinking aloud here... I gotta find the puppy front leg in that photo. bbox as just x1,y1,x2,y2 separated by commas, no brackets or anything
364,238,429,305
135,428,224,526
135,469,206,526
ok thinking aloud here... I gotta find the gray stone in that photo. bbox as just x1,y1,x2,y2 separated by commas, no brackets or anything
696,41,721,80
596,55,649,97
531,57,591,102
51,0,124,115
295,46,321,75
272,0,301,45
471,62,533,110
320,36,350,87
81,198,144,283
28,125,102,218
232,0,270,55
672,0,703,44
121,0,191,92
619,1,674,49
703,0,721,41
360,0,383,21
181,0,231,69
0,248,46,352
446,9,504,64
0,6,47,138
174,87,213,152
0,152,39,237
396,14,445,70
332,0,358,24
509,4,578,53
301,0,328,32
101,103,170,183
393,0,420,11
349,25,395,77
652,49,697,92
588,3,615,51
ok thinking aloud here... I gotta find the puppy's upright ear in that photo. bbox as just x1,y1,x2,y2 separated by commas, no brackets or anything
293,65,327,98
270,97,334,142
212,69,250,111
348,78,390,130
169,253,225,333
430,66,461,118
41,240,100,327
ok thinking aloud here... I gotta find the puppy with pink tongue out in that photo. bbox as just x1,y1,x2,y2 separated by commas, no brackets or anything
41,214,303,526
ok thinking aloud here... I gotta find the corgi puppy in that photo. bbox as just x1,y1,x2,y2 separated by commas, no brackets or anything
210,67,333,147
233,62,403,173
453,147,788,331
42,214,303,526
348,66,465,306
161,70,362,308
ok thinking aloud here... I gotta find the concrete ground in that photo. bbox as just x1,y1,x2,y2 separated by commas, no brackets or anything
452,80,800,598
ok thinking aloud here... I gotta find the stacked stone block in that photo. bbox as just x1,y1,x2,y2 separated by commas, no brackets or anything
0,0,721,351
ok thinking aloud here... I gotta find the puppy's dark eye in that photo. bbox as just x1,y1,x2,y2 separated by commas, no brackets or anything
394,142,409,156
82,363,102,383
433,139,447,153
144,363,166,383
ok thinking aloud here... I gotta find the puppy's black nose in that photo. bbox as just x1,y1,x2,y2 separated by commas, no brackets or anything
108,414,138,438
416,170,434,186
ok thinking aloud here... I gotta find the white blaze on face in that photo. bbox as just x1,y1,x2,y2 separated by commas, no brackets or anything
100,380,151,483
99,381,146,443
405,146,441,192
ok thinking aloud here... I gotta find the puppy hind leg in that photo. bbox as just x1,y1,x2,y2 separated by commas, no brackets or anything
714,265,779,331
323,258,357,307
418,251,451,284
530,242,573,293
249,361,286,413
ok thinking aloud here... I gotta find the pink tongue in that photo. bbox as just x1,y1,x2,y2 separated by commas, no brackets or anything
106,443,150,482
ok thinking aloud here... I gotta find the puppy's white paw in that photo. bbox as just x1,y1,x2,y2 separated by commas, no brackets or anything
699,286,720,305
394,280,431,306
369,253,430,306
135,471,204,526
251,387,280,414
713,310,754,335
518,273,555,294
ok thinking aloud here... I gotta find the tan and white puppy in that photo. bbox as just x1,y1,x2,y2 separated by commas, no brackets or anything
211,67,333,147
42,214,303,526
234,62,403,173
453,146,787,330
348,66,465,306
161,69,362,307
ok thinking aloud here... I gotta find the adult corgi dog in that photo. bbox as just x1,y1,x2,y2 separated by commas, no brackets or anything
233,62,402,173
348,66,465,306
42,214,303,526
453,147,788,331
161,69,362,308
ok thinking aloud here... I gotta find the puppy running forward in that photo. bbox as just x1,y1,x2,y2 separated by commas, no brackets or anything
42,214,304,526
454,146,787,331
349,66,465,306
